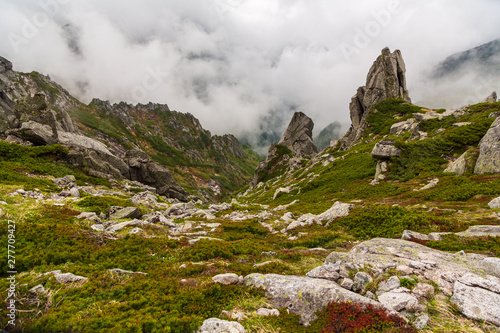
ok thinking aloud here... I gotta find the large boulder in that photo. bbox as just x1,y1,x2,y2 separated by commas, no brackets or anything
371,139,401,159
125,149,189,201
482,91,497,103
244,273,380,326
475,117,500,174
341,47,411,149
278,111,317,158
197,318,246,333
451,273,500,326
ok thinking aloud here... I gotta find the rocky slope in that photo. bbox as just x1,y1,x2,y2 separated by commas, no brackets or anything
1,47,500,333
0,56,261,201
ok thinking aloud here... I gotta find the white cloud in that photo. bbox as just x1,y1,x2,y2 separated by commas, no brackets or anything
0,0,499,139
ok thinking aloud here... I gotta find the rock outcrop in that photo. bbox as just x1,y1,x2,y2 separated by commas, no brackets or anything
278,111,317,158
482,91,498,103
250,112,317,187
341,47,411,149
371,139,401,182
475,117,500,174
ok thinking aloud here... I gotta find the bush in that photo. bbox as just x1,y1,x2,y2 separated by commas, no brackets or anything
320,301,417,333
340,206,432,240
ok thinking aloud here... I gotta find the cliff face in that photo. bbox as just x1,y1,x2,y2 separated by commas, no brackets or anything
341,47,411,149
0,56,261,201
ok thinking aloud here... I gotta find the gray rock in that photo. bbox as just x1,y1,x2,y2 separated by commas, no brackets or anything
197,318,246,333
377,276,401,295
244,273,381,326
220,310,245,322
378,291,419,312
374,160,388,181
455,225,500,238
53,272,88,284
129,227,143,234
29,285,46,294
353,272,373,293
444,151,469,175
278,111,318,158
371,139,401,159
108,206,142,220
390,118,417,135
77,212,101,223
412,283,435,300
482,91,498,103
451,273,500,326
273,186,292,200
108,268,147,275
341,278,354,290
489,197,500,209
256,308,280,317
91,225,105,231
306,264,340,281
475,117,500,174
69,188,80,198
106,219,144,233
413,314,430,330
317,201,355,223
212,273,240,285
341,47,411,149
11,120,57,145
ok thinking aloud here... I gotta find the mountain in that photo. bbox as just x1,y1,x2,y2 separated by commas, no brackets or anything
1,47,500,333
0,56,261,201
314,121,342,151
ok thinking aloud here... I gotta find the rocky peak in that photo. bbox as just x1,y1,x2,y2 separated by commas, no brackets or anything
482,91,498,103
278,111,317,158
0,56,13,74
341,47,411,149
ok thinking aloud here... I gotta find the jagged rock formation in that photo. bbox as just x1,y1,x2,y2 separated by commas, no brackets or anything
341,47,411,149
482,91,498,103
475,116,500,174
278,111,317,158
250,112,317,188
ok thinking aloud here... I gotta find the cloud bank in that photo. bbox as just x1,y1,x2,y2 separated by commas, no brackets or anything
0,0,499,144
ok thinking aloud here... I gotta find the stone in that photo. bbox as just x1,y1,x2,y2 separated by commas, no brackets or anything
220,310,245,322
341,278,354,290
475,117,500,174
212,273,240,285
278,111,318,158
482,91,498,103
371,139,401,159
444,151,469,175
413,314,430,330
10,120,57,146
108,206,142,220
256,308,280,317
451,273,500,326
377,276,401,295
129,228,143,234
197,318,246,333
414,178,439,191
412,283,435,300
108,268,147,275
390,118,417,134
489,197,500,209
76,212,101,223
317,201,355,223
365,291,377,301
29,285,46,294
91,225,105,231
455,225,500,237
273,187,292,200
106,219,144,233
244,273,381,326
306,264,340,281
341,47,411,149
378,291,419,312
352,272,373,293
53,272,88,284
374,160,388,181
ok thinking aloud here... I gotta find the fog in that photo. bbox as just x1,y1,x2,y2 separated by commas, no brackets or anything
1,0,499,149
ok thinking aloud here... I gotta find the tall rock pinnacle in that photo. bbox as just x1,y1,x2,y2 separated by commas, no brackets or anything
341,47,411,149
278,111,318,158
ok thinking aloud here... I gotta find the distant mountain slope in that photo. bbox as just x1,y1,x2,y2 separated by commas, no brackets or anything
0,56,261,200
433,38,500,78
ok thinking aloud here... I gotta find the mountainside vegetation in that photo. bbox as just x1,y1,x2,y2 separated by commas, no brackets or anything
1,51,500,333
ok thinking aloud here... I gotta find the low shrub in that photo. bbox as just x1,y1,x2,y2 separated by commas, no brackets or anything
76,196,134,214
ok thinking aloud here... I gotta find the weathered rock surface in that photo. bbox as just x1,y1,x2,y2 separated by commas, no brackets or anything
451,273,500,326
482,91,498,103
197,318,246,333
455,225,500,237
106,219,144,233
489,196,500,209
278,111,318,158
475,117,500,174
212,273,241,285
371,139,401,159
390,118,417,134
244,273,380,326
378,290,418,312
341,47,411,149
444,151,469,175
108,268,147,275
108,206,142,220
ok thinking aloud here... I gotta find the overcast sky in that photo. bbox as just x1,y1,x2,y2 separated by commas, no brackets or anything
1,0,499,138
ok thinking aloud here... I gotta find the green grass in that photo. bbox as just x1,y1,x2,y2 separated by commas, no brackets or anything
367,99,422,135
